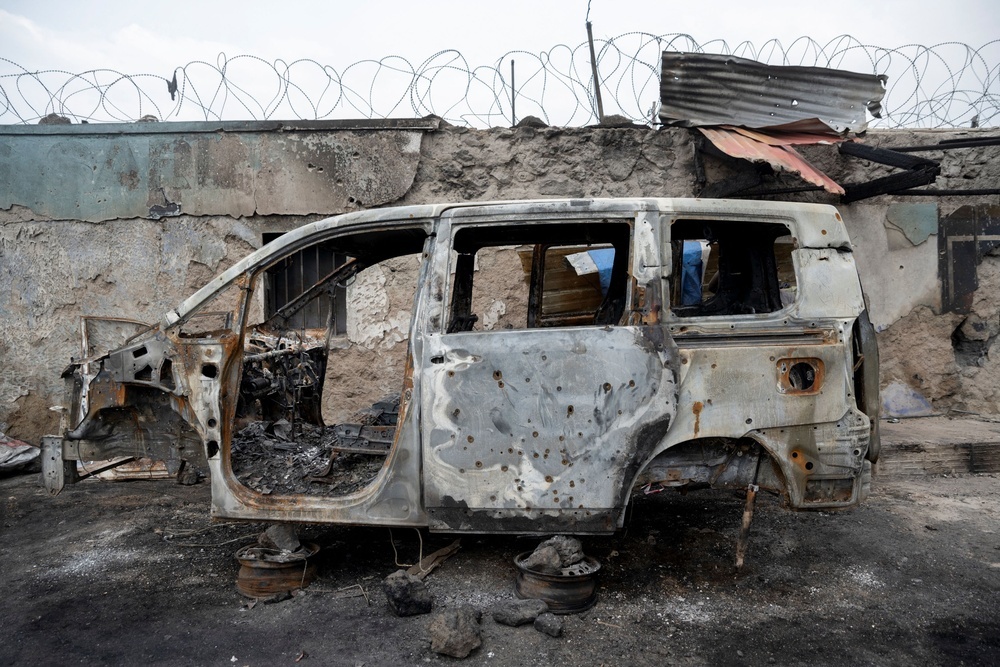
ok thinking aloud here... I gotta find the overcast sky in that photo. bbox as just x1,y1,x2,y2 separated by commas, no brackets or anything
2,0,997,125
4,0,997,70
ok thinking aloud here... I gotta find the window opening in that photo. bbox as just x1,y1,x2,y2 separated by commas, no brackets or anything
448,221,632,332
669,220,795,317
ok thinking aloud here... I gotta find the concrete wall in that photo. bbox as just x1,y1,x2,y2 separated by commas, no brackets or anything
2,120,999,441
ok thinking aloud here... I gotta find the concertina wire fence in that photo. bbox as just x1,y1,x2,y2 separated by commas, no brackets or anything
1,33,998,129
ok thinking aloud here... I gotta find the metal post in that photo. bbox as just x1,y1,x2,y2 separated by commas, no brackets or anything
586,21,605,123
510,59,516,127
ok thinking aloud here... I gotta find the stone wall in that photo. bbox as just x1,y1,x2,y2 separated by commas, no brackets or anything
1,120,998,441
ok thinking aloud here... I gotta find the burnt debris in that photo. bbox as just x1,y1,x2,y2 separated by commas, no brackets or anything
231,395,399,496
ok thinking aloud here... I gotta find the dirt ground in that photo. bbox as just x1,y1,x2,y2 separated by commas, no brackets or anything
2,470,998,666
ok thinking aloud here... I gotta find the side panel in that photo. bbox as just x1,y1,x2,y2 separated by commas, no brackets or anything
421,327,676,532
654,205,872,509
419,209,677,533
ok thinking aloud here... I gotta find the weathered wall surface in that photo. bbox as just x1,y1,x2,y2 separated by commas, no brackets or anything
0,120,431,222
0,216,259,438
1,120,999,441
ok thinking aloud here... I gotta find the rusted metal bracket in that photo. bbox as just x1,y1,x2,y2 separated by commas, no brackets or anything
407,539,462,580
839,142,940,203
76,457,138,481
330,424,394,455
734,482,759,571
41,435,77,496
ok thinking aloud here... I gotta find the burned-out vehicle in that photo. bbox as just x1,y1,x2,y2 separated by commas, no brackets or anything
44,198,879,535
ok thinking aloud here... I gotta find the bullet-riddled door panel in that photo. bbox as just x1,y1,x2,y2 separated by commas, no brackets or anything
420,215,676,533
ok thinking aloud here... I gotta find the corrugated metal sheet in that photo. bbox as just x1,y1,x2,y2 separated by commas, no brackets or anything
726,126,843,146
698,126,846,195
660,52,887,133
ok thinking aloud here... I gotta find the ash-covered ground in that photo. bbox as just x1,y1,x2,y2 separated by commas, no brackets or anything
2,469,998,666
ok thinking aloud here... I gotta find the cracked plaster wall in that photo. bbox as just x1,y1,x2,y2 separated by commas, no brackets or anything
0,216,259,438
2,122,999,441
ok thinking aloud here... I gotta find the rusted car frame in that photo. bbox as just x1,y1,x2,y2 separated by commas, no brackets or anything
43,198,878,534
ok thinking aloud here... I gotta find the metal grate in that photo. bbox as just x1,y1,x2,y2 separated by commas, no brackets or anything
263,233,347,332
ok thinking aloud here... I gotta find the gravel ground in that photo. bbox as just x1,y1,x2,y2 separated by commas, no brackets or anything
1,471,998,666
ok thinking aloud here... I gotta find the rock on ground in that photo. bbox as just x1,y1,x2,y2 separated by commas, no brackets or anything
259,524,301,553
428,606,482,658
382,570,433,617
521,545,561,573
492,598,549,627
534,612,564,637
537,535,584,567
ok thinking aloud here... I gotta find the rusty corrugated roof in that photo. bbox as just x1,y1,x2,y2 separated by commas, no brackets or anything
698,126,847,195
660,52,887,133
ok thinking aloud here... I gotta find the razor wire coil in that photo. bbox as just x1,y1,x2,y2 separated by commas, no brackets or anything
1,34,997,128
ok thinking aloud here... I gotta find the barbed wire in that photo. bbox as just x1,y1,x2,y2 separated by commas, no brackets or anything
2,34,997,128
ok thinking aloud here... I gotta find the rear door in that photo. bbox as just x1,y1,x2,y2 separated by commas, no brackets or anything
419,202,678,533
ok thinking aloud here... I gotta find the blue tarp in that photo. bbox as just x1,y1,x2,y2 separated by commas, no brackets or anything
587,248,615,295
586,244,702,302
681,241,703,305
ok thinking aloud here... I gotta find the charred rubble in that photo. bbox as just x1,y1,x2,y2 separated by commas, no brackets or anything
231,395,398,496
